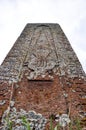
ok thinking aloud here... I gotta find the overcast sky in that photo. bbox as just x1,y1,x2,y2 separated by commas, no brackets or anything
0,0,86,72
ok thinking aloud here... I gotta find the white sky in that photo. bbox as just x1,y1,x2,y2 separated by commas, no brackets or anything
0,0,86,72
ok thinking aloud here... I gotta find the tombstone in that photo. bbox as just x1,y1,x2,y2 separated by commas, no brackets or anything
0,24,86,128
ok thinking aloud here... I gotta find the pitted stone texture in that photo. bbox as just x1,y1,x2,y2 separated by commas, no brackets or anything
1,108,47,130
0,24,85,82
0,24,86,129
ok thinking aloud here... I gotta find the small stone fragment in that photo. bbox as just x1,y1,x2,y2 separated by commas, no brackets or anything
0,100,6,105
1,108,47,130
55,114,60,122
72,89,76,92
59,114,70,127
63,93,68,98
10,100,15,107
18,91,21,94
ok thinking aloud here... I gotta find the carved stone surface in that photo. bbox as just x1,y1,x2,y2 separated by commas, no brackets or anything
0,24,86,129
0,24,85,81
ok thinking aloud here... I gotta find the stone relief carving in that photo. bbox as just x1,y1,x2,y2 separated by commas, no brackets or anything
27,26,57,74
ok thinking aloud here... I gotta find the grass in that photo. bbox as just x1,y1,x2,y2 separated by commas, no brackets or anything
5,115,83,130
21,116,31,130
5,117,13,130
50,117,54,130
75,118,82,130
49,117,82,130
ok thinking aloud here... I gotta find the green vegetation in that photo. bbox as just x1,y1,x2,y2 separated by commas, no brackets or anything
75,118,82,130
21,116,31,130
5,117,13,130
4,115,83,130
50,117,54,130
49,117,82,130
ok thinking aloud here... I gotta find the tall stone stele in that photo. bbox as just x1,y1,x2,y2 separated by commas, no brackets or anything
0,24,86,120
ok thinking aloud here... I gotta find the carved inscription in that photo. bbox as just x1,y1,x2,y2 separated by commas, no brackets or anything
27,26,57,74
